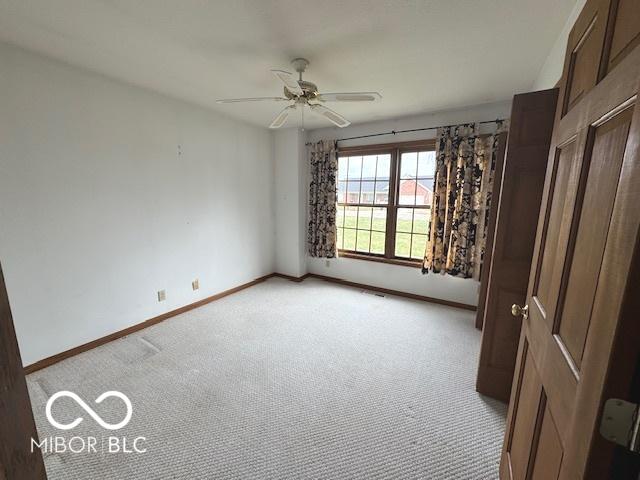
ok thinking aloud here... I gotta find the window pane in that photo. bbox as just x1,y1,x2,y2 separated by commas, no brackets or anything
374,180,389,204
357,207,372,229
415,179,432,206
362,155,377,178
347,156,362,179
400,152,418,179
411,234,428,259
337,227,344,249
343,228,356,250
371,231,385,255
372,207,387,232
398,179,417,205
344,206,358,228
346,181,360,204
336,205,345,228
395,232,411,258
356,230,371,253
396,208,413,233
413,208,429,234
338,157,348,180
337,181,347,203
417,151,436,177
360,181,375,204
376,154,391,180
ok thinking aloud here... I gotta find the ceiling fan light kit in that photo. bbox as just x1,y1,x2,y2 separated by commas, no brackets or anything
217,58,382,129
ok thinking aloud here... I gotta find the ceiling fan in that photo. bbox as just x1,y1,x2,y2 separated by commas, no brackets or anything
216,58,382,129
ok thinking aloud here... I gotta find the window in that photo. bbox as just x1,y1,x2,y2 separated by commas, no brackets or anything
336,140,436,266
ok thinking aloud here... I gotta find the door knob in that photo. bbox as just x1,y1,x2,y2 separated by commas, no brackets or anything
511,303,529,320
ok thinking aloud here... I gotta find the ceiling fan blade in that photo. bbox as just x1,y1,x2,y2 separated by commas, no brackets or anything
309,104,351,128
270,69,304,96
316,92,382,102
216,97,288,104
269,105,295,129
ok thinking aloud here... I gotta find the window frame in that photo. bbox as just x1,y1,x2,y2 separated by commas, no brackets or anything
336,139,436,267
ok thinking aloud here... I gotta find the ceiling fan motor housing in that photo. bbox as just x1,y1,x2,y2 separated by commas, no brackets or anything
284,80,318,101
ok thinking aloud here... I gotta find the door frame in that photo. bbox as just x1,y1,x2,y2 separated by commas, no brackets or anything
0,262,47,478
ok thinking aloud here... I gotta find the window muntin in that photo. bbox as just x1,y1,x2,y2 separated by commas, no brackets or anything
336,141,435,263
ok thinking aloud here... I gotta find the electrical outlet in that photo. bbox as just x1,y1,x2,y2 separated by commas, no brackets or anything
157,290,166,302
325,260,331,268
192,279,199,291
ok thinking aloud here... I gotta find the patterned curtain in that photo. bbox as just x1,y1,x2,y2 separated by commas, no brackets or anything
422,121,507,279
308,140,338,258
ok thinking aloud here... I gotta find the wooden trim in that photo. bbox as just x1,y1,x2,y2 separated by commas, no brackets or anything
307,273,476,311
338,251,422,268
272,272,474,310
338,139,436,154
1,263,47,478
475,131,509,330
398,139,438,152
386,146,400,257
23,270,475,375
23,273,276,374
271,272,311,282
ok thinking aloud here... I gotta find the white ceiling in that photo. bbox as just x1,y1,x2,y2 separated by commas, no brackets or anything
0,0,576,129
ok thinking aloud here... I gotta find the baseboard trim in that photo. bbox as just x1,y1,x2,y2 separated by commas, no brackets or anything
271,272,310,282
306,274,477,311
23,273,275,374
24,271,475,374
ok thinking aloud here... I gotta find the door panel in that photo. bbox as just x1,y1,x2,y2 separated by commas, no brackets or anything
605,0,640,72
557,107,634,368
562,0,611,115
530,404,563,480
506,346,543,480
533,139,581,326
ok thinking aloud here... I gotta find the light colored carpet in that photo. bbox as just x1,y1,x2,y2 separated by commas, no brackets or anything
27,277,507,479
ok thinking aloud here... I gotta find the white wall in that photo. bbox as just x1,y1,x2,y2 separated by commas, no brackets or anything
0,42,275,365
273,128,307,277
305,100,513,306
532,0,587,90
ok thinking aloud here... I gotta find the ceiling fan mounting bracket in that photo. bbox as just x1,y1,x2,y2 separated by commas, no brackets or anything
291,57,310,75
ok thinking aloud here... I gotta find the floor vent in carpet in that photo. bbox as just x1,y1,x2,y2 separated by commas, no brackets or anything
362,290,386,298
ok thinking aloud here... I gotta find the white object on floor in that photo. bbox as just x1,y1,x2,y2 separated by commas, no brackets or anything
27,278,506,479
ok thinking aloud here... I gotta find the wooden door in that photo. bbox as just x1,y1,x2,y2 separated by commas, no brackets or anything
0,263,47,479
476,89,558,403
501,1,640,478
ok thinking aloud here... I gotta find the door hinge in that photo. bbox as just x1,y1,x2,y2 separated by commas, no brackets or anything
600,398,640,453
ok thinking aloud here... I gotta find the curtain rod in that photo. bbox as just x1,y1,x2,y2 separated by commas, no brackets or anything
304,118,506,146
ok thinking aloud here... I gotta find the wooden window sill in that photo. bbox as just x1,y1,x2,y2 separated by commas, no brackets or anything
338,251,422,269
